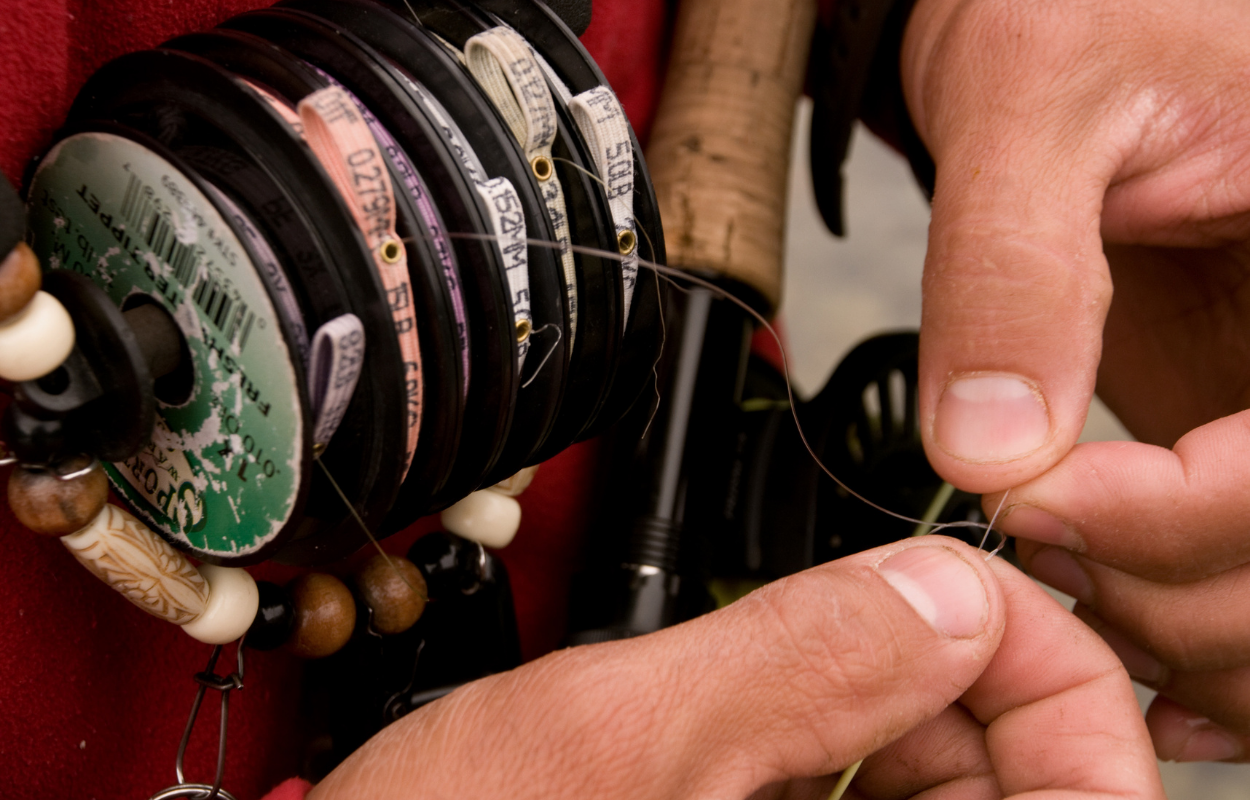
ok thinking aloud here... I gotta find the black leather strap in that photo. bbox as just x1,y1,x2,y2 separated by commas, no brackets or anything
809,0,935,237
0,173,23,259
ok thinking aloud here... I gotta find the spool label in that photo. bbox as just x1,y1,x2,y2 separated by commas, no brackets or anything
26,132,305,558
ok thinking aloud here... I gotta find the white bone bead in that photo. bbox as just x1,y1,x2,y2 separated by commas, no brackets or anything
180,564,260,645
0,289,75,381
440,489,522,549
63,504,210,624
489,465,539,497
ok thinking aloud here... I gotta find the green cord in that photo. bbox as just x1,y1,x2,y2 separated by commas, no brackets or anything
911,481,956,537
824,482,956,800
827,757,863,800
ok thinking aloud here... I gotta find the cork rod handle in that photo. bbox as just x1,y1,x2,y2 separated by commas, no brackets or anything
645,0,818,311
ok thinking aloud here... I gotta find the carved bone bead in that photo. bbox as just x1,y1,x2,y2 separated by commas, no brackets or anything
0,243,41,322
61,504,210,624
0,289,75,382
180,564,260,645
356,554,427,636
440,489,522,549
285,573,356,659
8,457,109,536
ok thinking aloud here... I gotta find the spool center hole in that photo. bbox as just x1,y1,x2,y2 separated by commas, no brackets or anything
121,295,195,406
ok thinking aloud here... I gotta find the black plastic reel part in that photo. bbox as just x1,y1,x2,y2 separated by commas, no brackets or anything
217,8,513,511
63,51,407,565
256,3,583,480
511,0,592,37
337,0,625,465
7,270,159,464
167,26,467,510
267,0,582,489
21,0,668,567
223,8,533,514
279,0,667,469
23,120,321,564
732,331,994,579
459,0,670,436
307,529,522,773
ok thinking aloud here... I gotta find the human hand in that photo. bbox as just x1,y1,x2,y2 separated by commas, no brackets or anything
308,538,1161,799
902,0,1250,761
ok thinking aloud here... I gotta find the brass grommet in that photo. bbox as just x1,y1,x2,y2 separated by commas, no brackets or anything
616,229,637,256
515,318,532,342
531,156,553,182
380,239,403,264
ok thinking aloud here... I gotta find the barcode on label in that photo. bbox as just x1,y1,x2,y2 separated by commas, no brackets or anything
119,174,201,287
193,274,256,354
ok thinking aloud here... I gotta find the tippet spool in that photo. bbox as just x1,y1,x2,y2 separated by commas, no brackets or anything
21,0,666,566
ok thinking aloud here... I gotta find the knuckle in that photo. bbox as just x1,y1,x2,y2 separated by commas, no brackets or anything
751,572,914,707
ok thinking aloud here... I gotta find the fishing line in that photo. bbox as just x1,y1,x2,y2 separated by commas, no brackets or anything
632,218,667,440
978,490,1010,558
548,153,668,439
315,454,426,600
518,322,563,389
443,230,1006,546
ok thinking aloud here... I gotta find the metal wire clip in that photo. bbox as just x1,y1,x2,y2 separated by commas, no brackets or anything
148,642,245,800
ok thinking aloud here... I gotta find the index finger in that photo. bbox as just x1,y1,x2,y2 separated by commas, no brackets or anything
991,411,1250,582
959,560,1164,798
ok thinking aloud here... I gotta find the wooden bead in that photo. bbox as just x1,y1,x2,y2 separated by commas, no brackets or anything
356,554,427,635
0,289,75,381
7,456,108,536
440,489,522,549
62,504,210,624
285,573,356,659
0,243,40,322
490,465,538,497
180,564,260,645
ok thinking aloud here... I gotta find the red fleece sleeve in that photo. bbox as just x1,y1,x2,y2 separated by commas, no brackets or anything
261,777,314,800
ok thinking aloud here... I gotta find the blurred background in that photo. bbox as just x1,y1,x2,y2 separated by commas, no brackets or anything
780,98,1247,798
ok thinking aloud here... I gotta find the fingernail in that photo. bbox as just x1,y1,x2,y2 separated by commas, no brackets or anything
1092,622,1167,685
1175,725,1242,762
1026,547,1094,605
1001,505,1083,550
878,546,989,639
934,375,1049,463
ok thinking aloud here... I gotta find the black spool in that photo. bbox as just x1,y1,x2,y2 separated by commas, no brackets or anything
21,0,668,568
462,0,670,435
167,26,467,514
223,8,537,513
271,0,599,486
309,0,625,473
59,51,407,564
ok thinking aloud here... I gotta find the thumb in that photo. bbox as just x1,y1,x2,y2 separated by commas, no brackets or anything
918,151,1112,492
904,0,1126,492
310,538,1004,799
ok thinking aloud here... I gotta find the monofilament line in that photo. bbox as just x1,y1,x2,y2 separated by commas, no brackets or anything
445,230,1007,546
315,454,426,599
